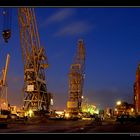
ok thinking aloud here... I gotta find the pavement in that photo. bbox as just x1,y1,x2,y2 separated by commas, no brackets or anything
0,118,140,133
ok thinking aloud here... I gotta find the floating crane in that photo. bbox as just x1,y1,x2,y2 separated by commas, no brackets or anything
2,8,51,115
67,39,85,118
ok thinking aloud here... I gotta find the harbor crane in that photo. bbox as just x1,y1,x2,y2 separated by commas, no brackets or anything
2,8,51,115
67,39,86,118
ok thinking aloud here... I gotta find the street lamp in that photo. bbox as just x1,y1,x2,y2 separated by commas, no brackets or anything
116,100,121,106
115,108,117,111
50,98,53,105
131,108,134,112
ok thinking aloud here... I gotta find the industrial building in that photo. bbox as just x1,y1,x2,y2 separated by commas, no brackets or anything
134,63,140,114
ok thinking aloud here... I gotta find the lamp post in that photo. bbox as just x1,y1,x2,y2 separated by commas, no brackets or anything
116,100,121,106
115,100,122,116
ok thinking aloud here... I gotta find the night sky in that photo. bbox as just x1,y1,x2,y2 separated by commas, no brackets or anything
0,8,140,110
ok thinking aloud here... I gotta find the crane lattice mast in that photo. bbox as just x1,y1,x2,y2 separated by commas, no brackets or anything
18,8,49,113
0,54,10,110
67,39,85,115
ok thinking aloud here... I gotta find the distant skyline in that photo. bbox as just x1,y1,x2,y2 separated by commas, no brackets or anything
0,8,140,110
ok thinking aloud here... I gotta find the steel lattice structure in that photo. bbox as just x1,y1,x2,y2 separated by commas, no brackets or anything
18,8,50,112
67,39,85,114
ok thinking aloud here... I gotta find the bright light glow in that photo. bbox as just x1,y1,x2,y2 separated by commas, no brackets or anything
65,113,70,118
82,117,92,120
131,108,134,112
115,108,117,111
55,111,64,115
116,101,121,106
25,112,28,116
135,96,137,100
82,104,97,115
50,98,53,105
94,109,99,114
81,96,84,99
29,109,33,117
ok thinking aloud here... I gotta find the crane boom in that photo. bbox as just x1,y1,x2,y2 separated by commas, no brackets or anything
18,8,41,66
0,54,10,111
3,54,10,86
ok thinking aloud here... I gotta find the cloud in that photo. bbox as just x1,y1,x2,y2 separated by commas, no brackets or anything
41,8,75,27
54,21,92,36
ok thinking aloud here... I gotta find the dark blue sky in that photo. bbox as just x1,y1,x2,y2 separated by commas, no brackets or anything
0,8,140,110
